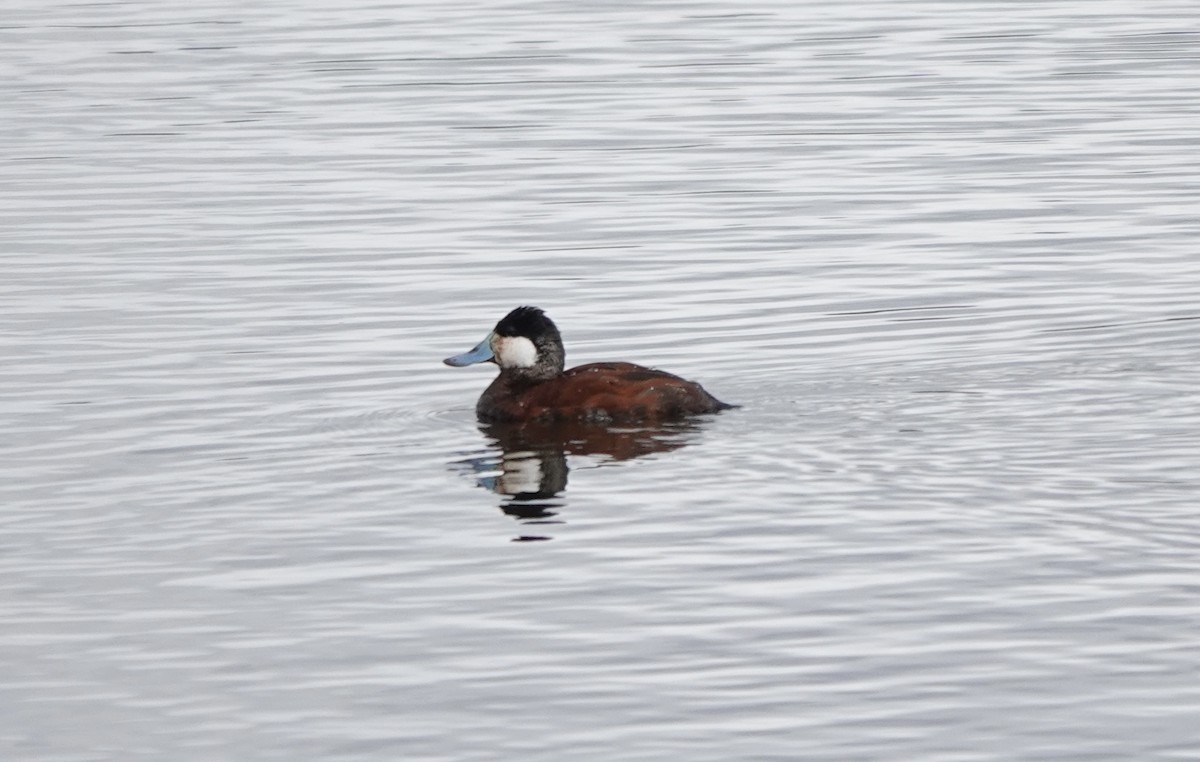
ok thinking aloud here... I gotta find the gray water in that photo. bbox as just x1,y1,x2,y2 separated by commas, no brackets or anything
4,1,1200,759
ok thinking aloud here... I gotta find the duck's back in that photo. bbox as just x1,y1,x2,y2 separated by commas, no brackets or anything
524,362,731,423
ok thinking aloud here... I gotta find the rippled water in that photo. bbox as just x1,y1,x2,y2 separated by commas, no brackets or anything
4,0,1200,759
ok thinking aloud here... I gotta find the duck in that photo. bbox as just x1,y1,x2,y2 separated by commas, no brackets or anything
444,306,735,424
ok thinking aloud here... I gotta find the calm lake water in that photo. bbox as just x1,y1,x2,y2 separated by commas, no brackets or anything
4,0,1200,759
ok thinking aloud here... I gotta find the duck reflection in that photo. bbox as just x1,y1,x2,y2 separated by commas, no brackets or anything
454,419,707,540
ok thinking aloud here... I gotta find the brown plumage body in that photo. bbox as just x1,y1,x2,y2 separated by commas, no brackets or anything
477,361,730,424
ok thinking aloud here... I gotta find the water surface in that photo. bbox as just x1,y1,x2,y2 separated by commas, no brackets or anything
3,1,1200,759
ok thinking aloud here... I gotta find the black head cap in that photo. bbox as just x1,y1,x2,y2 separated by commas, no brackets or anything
495,306,558,340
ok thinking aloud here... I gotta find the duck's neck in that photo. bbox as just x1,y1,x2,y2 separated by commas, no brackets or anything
500,357,562,383
488,367,557,395
477,370,552,422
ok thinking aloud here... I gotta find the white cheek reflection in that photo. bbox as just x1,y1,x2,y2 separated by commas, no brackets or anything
497,451,543,495
494,336,538,368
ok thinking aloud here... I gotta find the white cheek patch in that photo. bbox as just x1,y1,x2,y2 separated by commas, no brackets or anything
494,336,539,368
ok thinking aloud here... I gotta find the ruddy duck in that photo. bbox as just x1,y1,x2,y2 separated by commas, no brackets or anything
444,306,735,423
